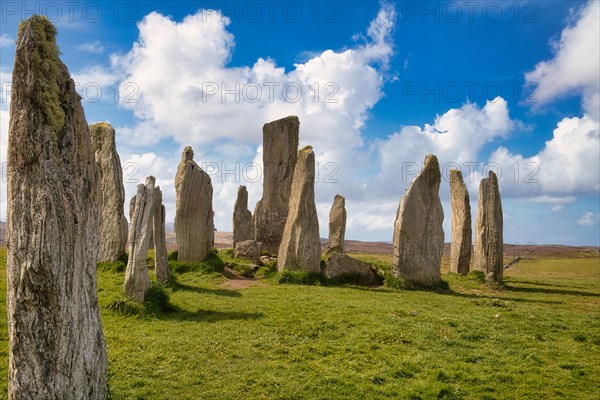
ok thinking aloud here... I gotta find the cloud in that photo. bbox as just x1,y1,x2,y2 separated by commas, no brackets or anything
525,0,600,118
0,33,14,47
576,212,600,226
490,114,599,197
78,40,105,54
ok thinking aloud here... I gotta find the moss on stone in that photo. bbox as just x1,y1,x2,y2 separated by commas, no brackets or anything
18,15,69,160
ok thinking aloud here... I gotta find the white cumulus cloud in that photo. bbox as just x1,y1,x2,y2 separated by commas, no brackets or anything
576,211,600,226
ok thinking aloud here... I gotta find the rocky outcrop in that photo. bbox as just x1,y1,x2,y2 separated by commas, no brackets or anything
6,16,107,399
449,169,472,275
323,253,379,284
392,154,444,285
90,122,128,263
175,146,214,262
253,116,299,253
277,146,321,273
474,171,504,286
325,194,346,256
233,185,252,248
124,176,155,301
153,186,169,284
234,240,263,264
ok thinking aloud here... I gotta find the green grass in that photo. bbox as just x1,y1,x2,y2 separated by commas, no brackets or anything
1,247,599,399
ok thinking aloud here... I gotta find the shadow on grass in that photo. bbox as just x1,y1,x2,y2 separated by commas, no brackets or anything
156,308,264,323
168,279,242,298
504,285,600,298
507,278,595,290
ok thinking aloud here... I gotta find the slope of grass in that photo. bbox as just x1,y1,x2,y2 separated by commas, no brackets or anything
1,247,599,399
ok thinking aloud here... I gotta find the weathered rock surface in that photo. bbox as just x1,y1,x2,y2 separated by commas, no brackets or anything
6,16,107,399
323,253,379,283
253,116,299,253
90,122,128,263
449,170,472,275
392,154,444,285
277,146,321,273
234,240,263,263
129,194,136,221
175,146,214,262
233,185,252,248
153,186,169,284
474,171,504,285
325,194,346,256
124,177,155,301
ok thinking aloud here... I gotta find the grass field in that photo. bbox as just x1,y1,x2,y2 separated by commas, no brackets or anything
1,248,599,399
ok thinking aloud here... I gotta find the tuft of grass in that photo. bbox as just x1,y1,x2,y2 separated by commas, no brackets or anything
468,270,486,283
384,274,449,291
97,261,126,273
105,282,175,316
167,251,178,262
277,269,323,285
168,250,224,274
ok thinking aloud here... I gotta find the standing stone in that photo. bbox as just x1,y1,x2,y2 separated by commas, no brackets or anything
392,154,444,285
153,186,169,284
233,185,252,248
474,171,504,285
325,194,346,256
234,240,263,264
6,16,107,399
175,146,214,262
90,122,128,262
449,170,472,275
253,116,299,253
124,176,155,301
278,146,321,273
129,194,136,221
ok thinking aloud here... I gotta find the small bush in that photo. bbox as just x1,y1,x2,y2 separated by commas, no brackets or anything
277,269,322,285
167,251,178,261
105,296,144,316
222,248,234,258
97,261,126,273
233,263,256,278
384,274,449,291
256,263,277,278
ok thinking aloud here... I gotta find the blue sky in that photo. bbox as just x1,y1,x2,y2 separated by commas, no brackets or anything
1,0,599,246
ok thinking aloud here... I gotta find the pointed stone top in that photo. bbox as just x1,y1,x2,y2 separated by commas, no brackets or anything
300,145,313,154
182,146,194,162
334,194,345,202
449,169,464,183
89,122,116,150
17,15,56,43
421,154,441,183
238,185,247,193
488,170,498,182
145,176,156,187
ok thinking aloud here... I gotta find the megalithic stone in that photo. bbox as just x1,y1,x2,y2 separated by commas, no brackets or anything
129,194,136,221
278,146,322,273
6,15,107,399
474,171,504,285
175,146,214,261
90,122,128,262
233,185,252,249
392,154,444,285
449,169,472,275
153,186,169,283
325,194,346,256
253,116,299,254
124,176,155,301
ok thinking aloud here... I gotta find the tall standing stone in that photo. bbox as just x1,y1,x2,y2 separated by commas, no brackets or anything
90,122,128,262
253,116,299,253
392,154,444,285
325,194,346,256
153,186,169,284
474,171,504,285
6,16,107,399
124,176,155,301
175,146,214,262
129,194,136,221
278,146,321,273
233,185,252,248
449,170,472,275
